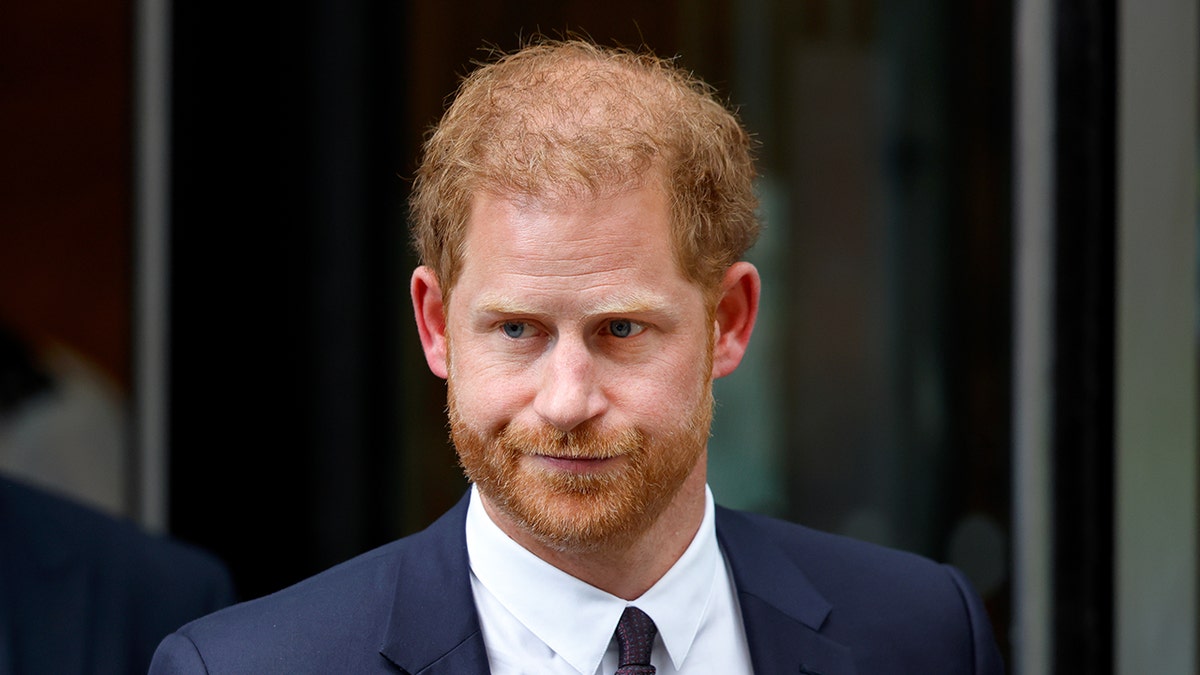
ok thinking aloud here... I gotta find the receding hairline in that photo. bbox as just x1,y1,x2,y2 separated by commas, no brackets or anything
449,45,692,198
410,38,761,304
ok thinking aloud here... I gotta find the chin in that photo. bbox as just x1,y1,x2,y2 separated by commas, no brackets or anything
490,486,661,553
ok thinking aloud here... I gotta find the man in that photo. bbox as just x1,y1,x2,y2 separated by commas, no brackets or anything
151,39,1003,674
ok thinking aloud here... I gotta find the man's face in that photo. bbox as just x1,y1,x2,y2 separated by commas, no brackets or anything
443,184,715,553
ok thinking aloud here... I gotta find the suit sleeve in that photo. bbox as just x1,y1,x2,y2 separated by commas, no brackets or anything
149,632,210,674
944,565,1005,675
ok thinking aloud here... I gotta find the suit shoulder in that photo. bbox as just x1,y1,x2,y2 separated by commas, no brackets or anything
717,506,1004,673
158,497,473,672
719,505,953,585
716,508,971,626
165,530,427,672
181,536,408,630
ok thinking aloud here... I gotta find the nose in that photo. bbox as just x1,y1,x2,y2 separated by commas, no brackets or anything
532,336,608,432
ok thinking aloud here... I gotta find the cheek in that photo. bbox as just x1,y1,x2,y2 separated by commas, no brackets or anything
447,342,533,424
617,347,711,421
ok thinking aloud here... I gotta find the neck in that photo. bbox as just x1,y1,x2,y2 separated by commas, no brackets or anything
480,460,708,600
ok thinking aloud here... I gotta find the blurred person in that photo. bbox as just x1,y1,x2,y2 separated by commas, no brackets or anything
0,322,128,517
151,38,1003,674
0,323,235,673
0,475,235,674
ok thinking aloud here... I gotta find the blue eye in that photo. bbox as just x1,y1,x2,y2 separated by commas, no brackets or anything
501,322,527,338
608,319,642,338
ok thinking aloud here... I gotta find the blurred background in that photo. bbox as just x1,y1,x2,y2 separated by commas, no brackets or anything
0,0,1195,673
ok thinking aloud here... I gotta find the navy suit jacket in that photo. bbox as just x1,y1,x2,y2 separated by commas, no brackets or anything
151,493,1003,674
0,476,235,675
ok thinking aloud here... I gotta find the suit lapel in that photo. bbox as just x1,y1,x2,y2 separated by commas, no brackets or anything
378,493,491,674
736,593,856,675
716,507,858,675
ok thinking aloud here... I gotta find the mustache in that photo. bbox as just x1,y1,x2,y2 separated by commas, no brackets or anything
497,422,645,459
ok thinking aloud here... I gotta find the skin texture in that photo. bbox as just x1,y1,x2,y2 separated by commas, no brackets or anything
412,181,759,599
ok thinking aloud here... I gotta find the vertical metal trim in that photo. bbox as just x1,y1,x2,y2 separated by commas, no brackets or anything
133,0,171,532
1013,0,1055,672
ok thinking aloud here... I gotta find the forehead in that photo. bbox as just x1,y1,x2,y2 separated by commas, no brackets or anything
452,184,693,305
464,185,671,261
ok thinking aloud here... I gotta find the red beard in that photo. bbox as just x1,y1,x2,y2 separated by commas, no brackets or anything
448,384,713,553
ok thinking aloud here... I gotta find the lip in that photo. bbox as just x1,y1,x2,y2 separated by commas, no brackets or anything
532,455,621,473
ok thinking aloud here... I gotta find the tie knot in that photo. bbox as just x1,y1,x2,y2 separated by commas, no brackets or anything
614,606,657,674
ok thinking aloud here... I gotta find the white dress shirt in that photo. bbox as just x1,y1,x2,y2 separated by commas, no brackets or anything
465,485,754,674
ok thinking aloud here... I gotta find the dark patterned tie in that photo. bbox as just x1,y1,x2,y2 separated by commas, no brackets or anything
614,606,657,675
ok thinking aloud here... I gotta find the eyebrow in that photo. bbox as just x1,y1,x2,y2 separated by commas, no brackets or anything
473,291,678,319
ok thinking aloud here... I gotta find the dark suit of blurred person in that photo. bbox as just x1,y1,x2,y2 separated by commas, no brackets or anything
0,321,234,673
0,476,235,674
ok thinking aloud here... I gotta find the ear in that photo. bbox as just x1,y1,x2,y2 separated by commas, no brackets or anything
411,266,449,379
711,261,760,379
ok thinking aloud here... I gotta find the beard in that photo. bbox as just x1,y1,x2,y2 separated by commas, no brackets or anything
448,378,714,554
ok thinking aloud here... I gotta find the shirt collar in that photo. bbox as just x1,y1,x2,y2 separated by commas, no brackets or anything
465,485,720,675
